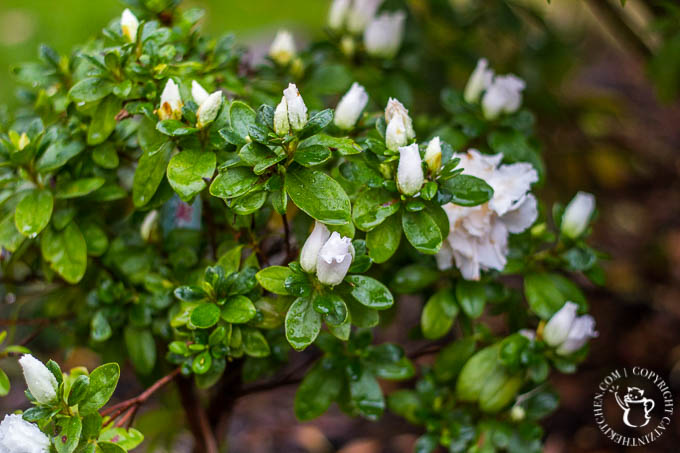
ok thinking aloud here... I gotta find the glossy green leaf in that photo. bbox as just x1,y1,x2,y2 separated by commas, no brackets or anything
352,188,400,232
441,174,494,207
402,209,442,254
345,275,394,310
79,363,120,415
68,77,113,103
40,223,87,283
456,280,486,318
294,358,343,420
52,415,82,453
167,150,216,201
209,167,258,199
421,289,458,339
285,296,321,350
15,189,53,237
230,101,256,140
36,141,85,173
55,177,106,199
256,266,293,295
366,213,401,263
191,303,222,328
221,295,257,323
132,141,173,207
87,95,121,145
285,166,351,225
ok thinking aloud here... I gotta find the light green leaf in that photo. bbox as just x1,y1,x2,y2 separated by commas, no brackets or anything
36,141,85,173
55,177,106,199
132,141,173,207
79,363,120,415
15,189,53,237
221,296,257,323
345,275,394,310
402,209,442,254
366,213,401,263
209,167,258,199
421,289,458,339
167,150,216,201
285,166,351,225
256,266,293,295
40,223,87,283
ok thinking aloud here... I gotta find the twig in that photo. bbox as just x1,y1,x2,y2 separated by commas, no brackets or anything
177,376,219,453
0,315,72,327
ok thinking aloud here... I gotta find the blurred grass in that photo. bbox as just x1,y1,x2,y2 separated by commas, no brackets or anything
0,0,327,102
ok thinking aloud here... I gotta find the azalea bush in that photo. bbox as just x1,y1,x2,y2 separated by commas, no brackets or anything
0,1,606,452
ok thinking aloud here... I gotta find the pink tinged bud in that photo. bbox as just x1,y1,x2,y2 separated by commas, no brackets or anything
283,83,308,131
121,9,139,43
556,314,598,355
561,191,595,239
18,354,58,404
464,58,494,104
396,144,424,196
334,82,368,129
316,232,355,286
300,221,330,273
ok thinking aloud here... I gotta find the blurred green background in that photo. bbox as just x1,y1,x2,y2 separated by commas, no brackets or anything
0,0,327,101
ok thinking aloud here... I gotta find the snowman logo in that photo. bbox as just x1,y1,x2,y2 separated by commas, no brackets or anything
613,386,655,428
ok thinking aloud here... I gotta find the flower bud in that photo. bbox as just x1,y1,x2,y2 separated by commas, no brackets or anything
561,191,595,239
464,58,494,104
385,115,407,151
364,11,406,59
510,405,526,422
556,315,598,355
334,82,368,129
158,79,183,121
191,80,210,106
328,0,351,30
481,75,525,120
340,35,356,57
18,354,58,404
396,144,424,196
196,91,223,129
424,136,442,173
283,83,308,131
316,232,354,286
121,9,139,43
384,98,414,140
274,96,290,136
300,221,330,273
0,414,50,453
543,301,578,347
269,30,296,66
140,210,159,242
346,0,383,34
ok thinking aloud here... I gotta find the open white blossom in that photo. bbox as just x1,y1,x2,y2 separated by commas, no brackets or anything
316,232,355,286
300,221,331,273
121,9,139,43
328,0,351,30
544,302,598,355
269,30,296,66
334,82,368,129
481,75,525,120
464,58,494,104
283,83,308,131
561,191,595,239
0,414,49,453
191,80,210,106
435,149,538,280
396,144,424,196
18,354,58,404
196,91,223,129
346,0,384,34
364,11,406,58
158,79,183,121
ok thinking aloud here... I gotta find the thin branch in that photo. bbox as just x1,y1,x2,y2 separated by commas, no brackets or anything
585,0,653,58
177,376,219,453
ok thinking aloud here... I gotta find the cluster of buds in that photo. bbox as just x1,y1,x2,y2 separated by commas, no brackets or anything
300,221,355,286
464,58,526,120
274,83,309,135
156,79,223,129
543,302,598,355
561,191,596,239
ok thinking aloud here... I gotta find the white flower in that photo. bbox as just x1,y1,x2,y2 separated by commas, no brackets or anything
424,136,442,173
385,98,415,140
274,96,290,136
196,91,223,129
283,83,308,131
396,144,424,196
328,0,351,30
334,83,368,129
481,75,525,120
0,414,49,453
121,9,139,43
300,221,330,273
435,149,538,280
464,58,494,104
158,79,183,121
364,11,406,58
316,232,355,286
191,80,210,106
269,30,296,66
561,191,595,239
385,115,407,151
140,210,159,242
543,302,598,355
346,0,384,34
18,354,58,404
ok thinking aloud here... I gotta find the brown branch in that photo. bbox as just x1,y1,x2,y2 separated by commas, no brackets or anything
585,0,653,58
177,376,219,453
0,315,72,327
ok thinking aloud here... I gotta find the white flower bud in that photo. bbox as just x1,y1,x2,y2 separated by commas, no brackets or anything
396,144,424,196
543,302,578,348
158,79,183,121
300,221,330,273
0,414,50,453
385,115,407,151
316,232,355,286
269,30,296,66
18,354,58,404
561,191,595,239
334,82,368,129
328,0,351,30
196,91,223,129
121,9,139,43
191,80,210,106
518,329,536,341
283,83,308,131
464,58,494,104
385,98,414,140
364,11,406,59
556,315,598,356
481,75,525,120
346,0,384,34
274,96,290,136
424,136,442,173
140,210,159,242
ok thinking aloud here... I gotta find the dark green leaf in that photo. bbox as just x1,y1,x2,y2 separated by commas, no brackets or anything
441,174,494,207
191,304,221,328
285,166,351,225
345,275,394,310
285,296,321,350
167,150,216,201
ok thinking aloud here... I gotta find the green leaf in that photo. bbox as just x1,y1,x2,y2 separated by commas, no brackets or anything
421,289,458,339
87,95,121,145
67,375,90,406
98,428,144,449
294,358,343,420
312,292,348,326
15,189,53,237
294,144,331,167
349,368,384,420
124,327,156,375
414,434,439,453
456,344,500,402
209,167,258,199
36,141,85,173
68,77,113,103
366,213,401,263
191,303,222,328
167,150,216,201
300,133,361,155
0,369,9,396
456,280,486,318
388,390,421,423
479,369,523,413
352,189,400,232
217,245,243,275
55,177,106,199
285,296,321,350
91,143,119,169
230,101,256,140
364,344,415,380
256,266,292,295
441,174,494,207
156,119,198,136
0,214,26,252
433,337,476,382
239,142,284,174
91,311,112,342
81,222,108,257
299,109,333,139
345,275,394,310
192,351,213,375
402,209,442,254
285,166,351,225
97,442,127,453
40,223,87,283
132,141,173,207
390,264,439,294
52,415,82,453
232,191,267,215
79,363,120,415
221,295,257,323
242,326,270,357
524,272,586,319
